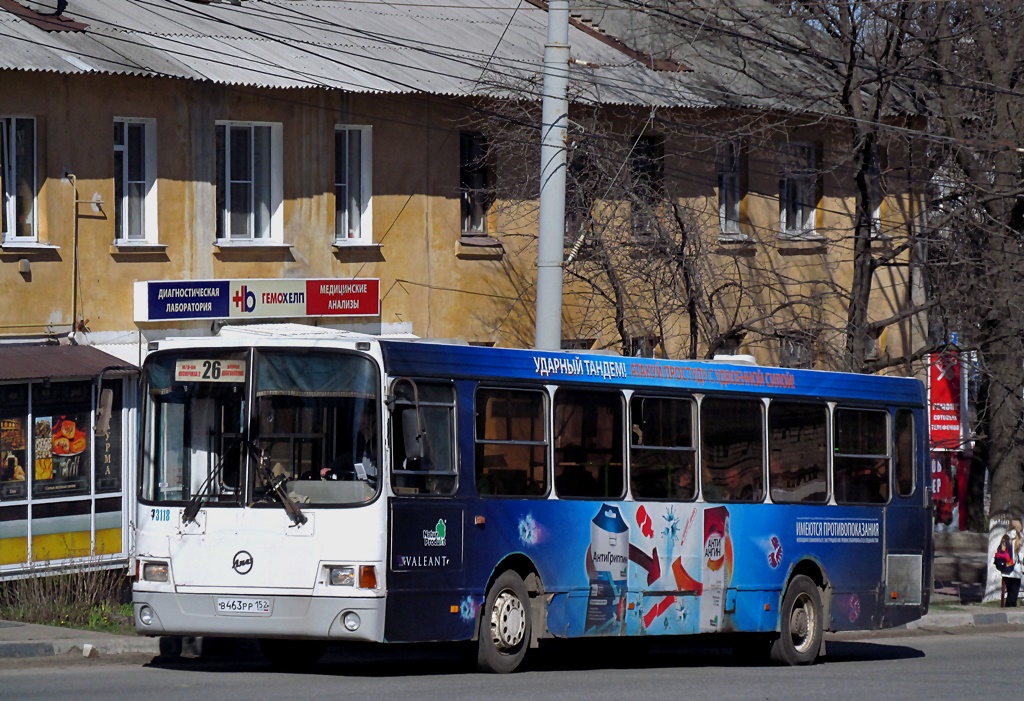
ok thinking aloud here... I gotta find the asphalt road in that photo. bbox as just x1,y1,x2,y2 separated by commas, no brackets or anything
0,627,1014,700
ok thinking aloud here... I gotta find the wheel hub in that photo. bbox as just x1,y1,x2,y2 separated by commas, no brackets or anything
491,590,526,650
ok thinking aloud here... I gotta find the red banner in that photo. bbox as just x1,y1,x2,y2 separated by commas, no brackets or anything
930,451,955,525
928,350,961,450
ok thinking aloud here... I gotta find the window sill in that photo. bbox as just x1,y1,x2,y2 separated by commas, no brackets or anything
112,242,167,253
333,241,381,251
214,240,293,250
778,231,826,243
715,233,756,256
777,232,827,255
457,235,503,259
1,241,59,252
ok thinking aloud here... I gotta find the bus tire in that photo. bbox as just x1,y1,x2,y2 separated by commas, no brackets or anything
770,574,822,666
477,570,531,673
259,638,326,671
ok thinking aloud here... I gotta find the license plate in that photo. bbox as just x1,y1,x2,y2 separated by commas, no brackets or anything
215,597,271,616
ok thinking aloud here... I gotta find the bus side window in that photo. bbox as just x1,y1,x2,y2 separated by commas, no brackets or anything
475,388,548,497
629,395,696,501
553,388,624,499
389,380,457,496
767,401,827,504
700,397,764,503
894,409,915,497
833,407,889,504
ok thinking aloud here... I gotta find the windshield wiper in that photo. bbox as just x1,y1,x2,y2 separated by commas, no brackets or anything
182,436,241,526
250,444,308,527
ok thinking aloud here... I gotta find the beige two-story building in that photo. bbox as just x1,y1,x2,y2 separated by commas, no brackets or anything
0,0,926,575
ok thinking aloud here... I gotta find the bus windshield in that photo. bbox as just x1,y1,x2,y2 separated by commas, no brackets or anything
141,348,381,507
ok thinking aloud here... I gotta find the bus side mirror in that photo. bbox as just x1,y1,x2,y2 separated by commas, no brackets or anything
402,410,425,462
94,388,114,436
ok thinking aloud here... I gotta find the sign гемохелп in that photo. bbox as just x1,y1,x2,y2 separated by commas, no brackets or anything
133,279,381,321
928,350,961,450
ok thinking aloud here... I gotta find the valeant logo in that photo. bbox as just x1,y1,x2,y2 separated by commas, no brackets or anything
232,285,256,313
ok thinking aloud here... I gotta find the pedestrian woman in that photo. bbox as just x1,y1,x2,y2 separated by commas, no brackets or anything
1000,519,1024,607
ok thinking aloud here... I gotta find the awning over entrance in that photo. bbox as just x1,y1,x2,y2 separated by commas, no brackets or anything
0,345,138,383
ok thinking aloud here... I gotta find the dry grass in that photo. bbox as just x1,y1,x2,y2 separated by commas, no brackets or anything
0,561,135,634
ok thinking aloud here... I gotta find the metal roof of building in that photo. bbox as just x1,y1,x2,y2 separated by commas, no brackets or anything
0,0,713,107
0,344,137,383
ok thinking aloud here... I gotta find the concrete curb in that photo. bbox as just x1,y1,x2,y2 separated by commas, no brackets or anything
3,609,1023,659
908,610,1024,630
0,637,160,659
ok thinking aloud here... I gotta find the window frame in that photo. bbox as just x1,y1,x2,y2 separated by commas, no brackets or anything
460,131,490,235
113,117,158,246
866,146,884,239
474,386,549,498
832,406,890,505
333,125,373,246
779,142,818,238
1,116,38,244
388,379,458,497
767,400,828,504
629,394,697,501
699,395,765,503
629,134,665,237
553,387,625,499
215,121,284,245
894,408,916,497
717,140,742,238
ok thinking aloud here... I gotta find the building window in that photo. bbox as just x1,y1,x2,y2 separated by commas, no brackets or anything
215,122,282,243
334,125,372,245
779,142,817,237
565,149,594,252
113,118,158,245
629,336,660,358
718,141,742,237
460,132,489,234
561,338,595,351
630,134,664,236
866,145,884,238
1,117,37,243
779,330,816,368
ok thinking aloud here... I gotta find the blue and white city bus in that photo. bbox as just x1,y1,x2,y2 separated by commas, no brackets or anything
132,326,931,672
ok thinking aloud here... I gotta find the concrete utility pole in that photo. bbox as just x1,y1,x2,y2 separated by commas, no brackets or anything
534,0,570,351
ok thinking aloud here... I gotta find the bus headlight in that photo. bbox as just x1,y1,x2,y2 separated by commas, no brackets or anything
138,605,155,626
142,562,169,582
343,611,361,631
328,566,355,586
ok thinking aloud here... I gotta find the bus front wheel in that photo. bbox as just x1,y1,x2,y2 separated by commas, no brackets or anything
477,570,531,673
770,575,822,666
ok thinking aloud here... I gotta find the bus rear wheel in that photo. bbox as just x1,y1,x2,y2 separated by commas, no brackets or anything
477,570,531,673
259,638,326,671
770,574,822,666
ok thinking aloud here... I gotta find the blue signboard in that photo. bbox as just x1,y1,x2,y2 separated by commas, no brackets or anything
144,281,230,321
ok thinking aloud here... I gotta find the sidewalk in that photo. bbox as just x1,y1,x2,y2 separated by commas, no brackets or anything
1,598,1022,660
0,619,159,659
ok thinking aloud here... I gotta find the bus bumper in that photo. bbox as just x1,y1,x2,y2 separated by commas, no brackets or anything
133,592,385,642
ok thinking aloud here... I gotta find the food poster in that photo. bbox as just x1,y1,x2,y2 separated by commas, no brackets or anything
33,415,89,497
1,417,28,499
